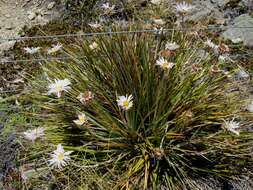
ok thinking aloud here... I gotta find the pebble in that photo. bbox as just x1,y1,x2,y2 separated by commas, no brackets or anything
5,24,13,30
27,11,36,20
47,2,56,10
5,14,11,18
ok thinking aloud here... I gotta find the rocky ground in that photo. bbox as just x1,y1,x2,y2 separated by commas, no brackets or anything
188,0,253,47
0,0,253,189
0,0,64,188
0,0,64,56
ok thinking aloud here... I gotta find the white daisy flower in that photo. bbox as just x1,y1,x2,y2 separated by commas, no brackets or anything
73,113,88,126
117,94,133,110
48,79,71,98
151,0,162,5
247,102,253,112
218,55,228,62
47,43,63,54
175,2,194,14
165,41,180,51
23,127,45,141
49,144,73,168
77,91,94,104
153,18,165,25
156,57,174,70
223,119,240,135
89,42,99,50
204,39,219,50
101,2,115,11
88,21,102,29
24,47,41,54
154,27,163,34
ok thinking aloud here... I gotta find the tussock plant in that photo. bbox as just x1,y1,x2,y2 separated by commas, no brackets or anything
25,30,253,189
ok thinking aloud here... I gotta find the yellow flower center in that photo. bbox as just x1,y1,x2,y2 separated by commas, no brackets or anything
57,152,64,161
56,85,63,92
161,62,169,70
122,100,129,107
50,47,58,54
79,116,87,124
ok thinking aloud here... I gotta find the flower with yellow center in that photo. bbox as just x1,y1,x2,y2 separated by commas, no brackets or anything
153,18,165,25
48,79,71,98
156,57,174,70
222,118,240,135
101,2,115,13
49,144,73,168
73,113,88,126
165,41,179,51
24,47,41,54
23,127,45,141
47,43,63,54
77,91,94,104
89,42,99,50
175,2,194,14
151,0,163,5
117,94,133,110
88,21,102,29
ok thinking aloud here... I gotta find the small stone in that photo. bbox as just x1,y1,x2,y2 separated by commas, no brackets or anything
211,0,233,8
47,2,56,10
235,69,250,79
231,38,243,43
27,11,36,20
5,14,11,18
215,18,226,25
0,41,16,53
5,24,13,30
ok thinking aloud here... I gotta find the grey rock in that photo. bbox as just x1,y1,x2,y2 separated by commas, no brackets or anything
47,2,56,10
235,69,250,79
27,11,36,20
210,0,231,8
222,14,253,47
5,24,14,30
188,8,212,22
240,0,253,8
4,14,11,18
0,41,16,55
188,0,224,22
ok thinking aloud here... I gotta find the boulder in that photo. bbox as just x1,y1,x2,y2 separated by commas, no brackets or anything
222,14,253,47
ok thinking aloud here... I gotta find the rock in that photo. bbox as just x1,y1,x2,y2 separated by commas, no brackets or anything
5,24,14,30
235,69,250,79
240,0,253,7
35,15,48,24
0,41,16,55
222,14,253,47
187,8,212,22
27,11,36,20
4,14,11,18
211,0,229,7
47,2,56,10
187,0,224,22
211,0,240,8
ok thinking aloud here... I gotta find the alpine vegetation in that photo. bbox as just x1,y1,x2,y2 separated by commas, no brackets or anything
26,31,253,189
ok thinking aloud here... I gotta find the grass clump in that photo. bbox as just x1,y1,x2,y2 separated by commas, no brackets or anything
25,29,253,189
